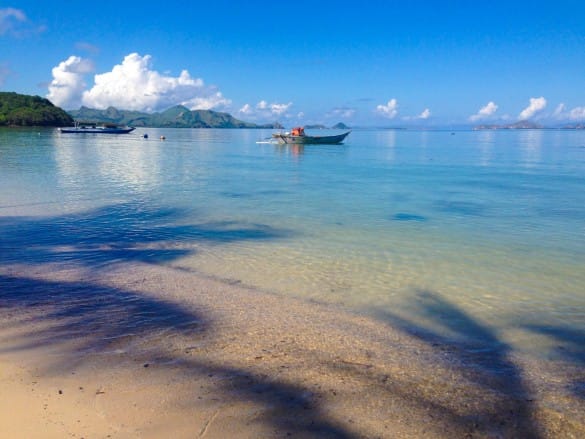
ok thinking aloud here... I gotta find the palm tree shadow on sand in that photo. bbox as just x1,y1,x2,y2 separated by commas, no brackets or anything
522,323,585,401
0,203,356,437
375,290,542,439
2,204,581,436
0,274,355,438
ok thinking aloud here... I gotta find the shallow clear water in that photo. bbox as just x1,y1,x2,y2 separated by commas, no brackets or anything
1,127,584,358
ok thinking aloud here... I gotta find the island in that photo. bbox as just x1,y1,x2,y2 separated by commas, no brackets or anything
0,92,73,127
332,122,350,129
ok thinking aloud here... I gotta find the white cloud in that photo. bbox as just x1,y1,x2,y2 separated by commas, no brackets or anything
0,7,45,37
46,56,95,109
269,102,292,115
83,53,230,112
238,103,253,115
569,106,585,120
469,101,498,122
0,8,26,35
418,108,431,119
551,103,585,121
375,99,398,119
518,97,547,120
553,103,566,118
402,108,432,122
237,100,293,120
518,99,585,123
47,53,231,112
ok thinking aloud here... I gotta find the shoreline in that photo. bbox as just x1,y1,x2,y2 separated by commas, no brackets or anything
1,261,583,438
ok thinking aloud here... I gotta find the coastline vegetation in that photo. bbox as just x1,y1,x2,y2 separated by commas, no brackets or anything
0,92,73,127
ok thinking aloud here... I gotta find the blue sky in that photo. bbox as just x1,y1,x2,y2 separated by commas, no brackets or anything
1,1,584,126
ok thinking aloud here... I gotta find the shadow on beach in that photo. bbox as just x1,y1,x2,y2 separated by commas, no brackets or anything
1,204,582,437
522,323,585,401
374,290,542,438
0,273,354,438
0,203,356,437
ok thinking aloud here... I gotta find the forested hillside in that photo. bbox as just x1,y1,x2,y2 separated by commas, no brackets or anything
0,92,73,127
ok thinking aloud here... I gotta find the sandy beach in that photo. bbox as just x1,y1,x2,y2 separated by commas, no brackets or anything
1,260,583,438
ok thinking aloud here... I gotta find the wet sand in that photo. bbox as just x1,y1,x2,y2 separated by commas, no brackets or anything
1,261,583,438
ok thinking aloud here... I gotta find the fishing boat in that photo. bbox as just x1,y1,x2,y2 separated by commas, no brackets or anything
59,121,135,134
272,127,350,144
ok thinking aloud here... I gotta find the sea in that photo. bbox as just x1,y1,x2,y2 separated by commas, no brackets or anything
1,127,584,361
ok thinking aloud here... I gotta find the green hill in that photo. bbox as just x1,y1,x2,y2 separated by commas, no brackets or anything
0,92,73,127
69,105,282,129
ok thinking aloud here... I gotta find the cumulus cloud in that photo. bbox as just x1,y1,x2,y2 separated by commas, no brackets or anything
518,97,547,120
83,53,230,112
402,108,432,122
0,7,45,37
238,103,253,115
569,107,585,120
238,100,293,120
255,100,292,115
469,101,498,122
47,53,231,112
375,99,399,119
553,103,585,121
46,56,95,109
418,108,431,119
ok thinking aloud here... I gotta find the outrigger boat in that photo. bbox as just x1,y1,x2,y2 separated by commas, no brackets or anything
272,127,350,144
59,121,135,134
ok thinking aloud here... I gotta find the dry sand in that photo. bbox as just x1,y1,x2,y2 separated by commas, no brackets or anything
1,261,583,438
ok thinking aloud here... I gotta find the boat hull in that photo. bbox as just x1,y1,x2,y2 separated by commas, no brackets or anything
272,131,350,144
59,126,135,134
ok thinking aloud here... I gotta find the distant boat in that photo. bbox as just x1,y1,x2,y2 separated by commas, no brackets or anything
272,127,350,144
59,121,135,134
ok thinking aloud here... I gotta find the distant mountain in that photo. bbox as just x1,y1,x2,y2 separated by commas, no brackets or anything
0,92,73,127
473,120,543,130
332,122,350,129
68,105,283,129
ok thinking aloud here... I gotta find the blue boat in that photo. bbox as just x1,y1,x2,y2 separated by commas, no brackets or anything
59,121,135,134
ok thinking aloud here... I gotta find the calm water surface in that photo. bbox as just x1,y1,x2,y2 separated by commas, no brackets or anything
1,127,584,359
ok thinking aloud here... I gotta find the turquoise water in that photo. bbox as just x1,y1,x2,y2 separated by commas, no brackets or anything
1,127,584,358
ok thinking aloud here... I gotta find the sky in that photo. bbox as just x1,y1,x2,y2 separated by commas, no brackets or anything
1,1,584,127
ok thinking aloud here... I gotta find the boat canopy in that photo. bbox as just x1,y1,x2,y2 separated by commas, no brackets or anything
291,127,305,136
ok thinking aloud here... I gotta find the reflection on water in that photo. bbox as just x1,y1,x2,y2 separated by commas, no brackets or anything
54,134,161,194
518,129,543,167
476,130,495,166
1,128,585,360
375,129,396,162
